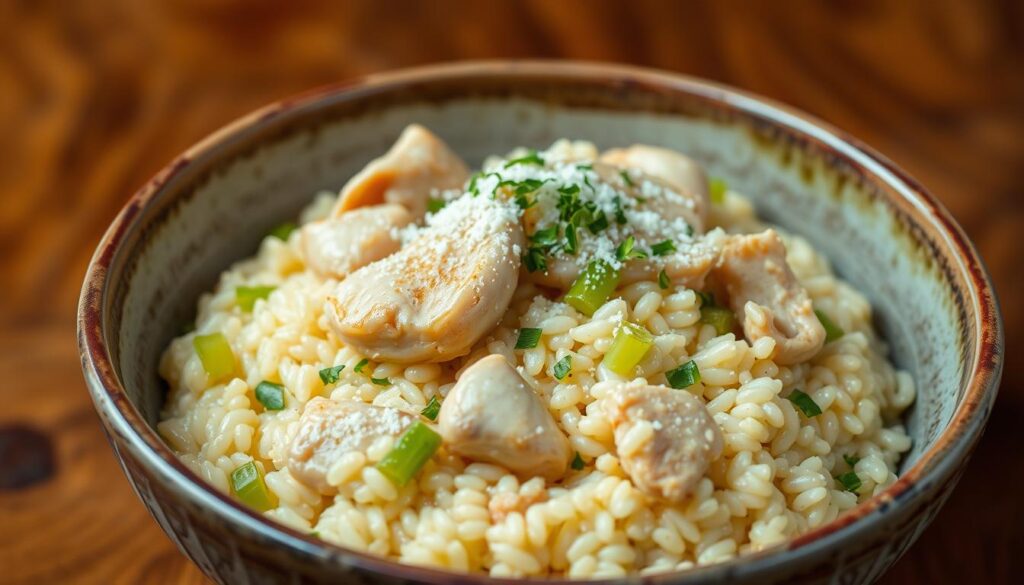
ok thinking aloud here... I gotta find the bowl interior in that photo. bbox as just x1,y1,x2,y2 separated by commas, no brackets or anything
105,79,972,478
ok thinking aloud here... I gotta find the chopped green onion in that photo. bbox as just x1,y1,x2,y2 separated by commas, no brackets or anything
564,260,621,316
650,240,676,256
570,452,585,470
268,222,297,241
467,172,483,196
371,376,391,386
836,471,861,493
616,235,648,261
619,170,635,186
376,421,443,486
700,306,735,336
354,358,369,373
576,163,593,171
843,454,860,468
530,225,559,246
255,381,286,410
815,309,845,343
602,322,654,375
553,355,572,380
515,328,543,349
658,269,670,290
709,177,727,204
193,332,235,382
522,247,548,273
427,197,447,213
236,285,276,312
504,150,545,168
787,389,823,417
696,291,715,307
318,364,345,385
420,396,441,421
666,360,701,389
230,461,277,512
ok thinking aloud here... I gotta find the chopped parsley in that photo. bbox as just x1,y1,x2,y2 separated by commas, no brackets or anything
666,360,701,389
522,247,548,272
504,150,545,168
587,210,609,234
564,223,579,254
843,454,861,468
570,451,585,470
318,365,345,385
836,471,862,493
370,376,391,386
815,309,845,343
696,291,716,307
787,389,823,417
426,197,447,213
612,196,627,224
553,355,572,380
515,328,543,349
254,381,285,411
268,222,297,241
354,358,369,373
616,235,648,261
650,240,676,256
658,269,670,290
420,396,441,421
619,170,635,186
575,163,593,171
530,225,560,246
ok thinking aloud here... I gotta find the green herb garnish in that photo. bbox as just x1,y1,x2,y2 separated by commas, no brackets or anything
427,197,447,213
530,225,560,246
666,360,701,389
268,222,297,241
843,454,860,468
553,355,572,380
616,235,648,261
420,396,441,421
254,381,286,410
515,328,543,349
787,389,823,417
570,451,585,470
619,170,635,186
522,247,548,273
836,471,861,493
318,365,345,385
650,240,676,256
354,358,369,373
504,150,545,168
658,269,670,290
709,177,727,204
815,309,845,343
371,376,391,386
612,196,627,224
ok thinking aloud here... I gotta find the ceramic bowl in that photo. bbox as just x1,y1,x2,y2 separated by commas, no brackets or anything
77,61,1002,584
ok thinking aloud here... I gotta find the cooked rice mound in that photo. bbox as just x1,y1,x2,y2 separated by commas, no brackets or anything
158,139,914,579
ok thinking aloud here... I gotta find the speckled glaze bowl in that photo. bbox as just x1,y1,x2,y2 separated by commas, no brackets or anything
78,62,1002,584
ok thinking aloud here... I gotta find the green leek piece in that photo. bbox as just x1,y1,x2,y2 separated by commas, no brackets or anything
666,360,701,389
602,322,654,375
709,178,727,204
193,332,235,382
236,285,275,312
564,260,621,316
376,421,443,486
230,461,277,512
787,389,823,417
420,396,441,421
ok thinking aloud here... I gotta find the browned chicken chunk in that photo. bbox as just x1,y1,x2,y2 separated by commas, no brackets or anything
601,381,723,502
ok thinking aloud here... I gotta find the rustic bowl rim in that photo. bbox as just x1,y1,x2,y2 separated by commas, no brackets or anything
77,60,1003,584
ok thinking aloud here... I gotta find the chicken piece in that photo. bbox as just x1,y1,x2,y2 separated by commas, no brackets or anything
326,196,524,363
300,204,413,278
286,397,414,494
601,381,723,502
333,124,469,219
716,230,826,365
437,355,571,481
524,162,721,292
600,145,710,231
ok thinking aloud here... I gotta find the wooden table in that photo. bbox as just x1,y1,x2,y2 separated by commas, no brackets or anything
2,1,1021,583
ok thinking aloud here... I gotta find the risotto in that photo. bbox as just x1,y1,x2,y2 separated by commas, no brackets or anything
157,126,915,579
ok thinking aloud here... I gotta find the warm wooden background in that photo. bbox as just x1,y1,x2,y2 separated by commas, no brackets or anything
1,1,1022,583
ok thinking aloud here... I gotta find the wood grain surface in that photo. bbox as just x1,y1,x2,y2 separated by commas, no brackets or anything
1,1,1022,583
